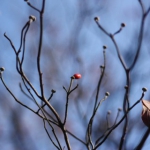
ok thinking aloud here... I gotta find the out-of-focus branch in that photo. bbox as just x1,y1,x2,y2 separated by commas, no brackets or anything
0,75,49,122
95,17,130,149
86,93,110,149
94,46,107,111
24,0,40,12
129,0,150,71
66,130,87,146
95,108,122,145
37,89,56,113
134,128,150,150
93,90,146,150
4,32,42,100
43,119,62,150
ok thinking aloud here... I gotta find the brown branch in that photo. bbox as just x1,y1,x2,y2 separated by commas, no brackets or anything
93,91,146,150
37,0,45,98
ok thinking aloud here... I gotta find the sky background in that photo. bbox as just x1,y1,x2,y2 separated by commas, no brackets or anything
0,0,150,150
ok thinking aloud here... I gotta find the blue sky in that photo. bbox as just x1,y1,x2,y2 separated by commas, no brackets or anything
0,0,150,150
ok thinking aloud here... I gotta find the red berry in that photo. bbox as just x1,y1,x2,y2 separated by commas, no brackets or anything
73,73,81,79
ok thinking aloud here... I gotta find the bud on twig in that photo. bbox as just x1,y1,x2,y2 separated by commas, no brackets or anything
105,92,110,96
51,89,56,93
121,23,126,27
142,87,147,92
94,17,100,22
103,45,107,49
0,67,5,72
29,15,36,23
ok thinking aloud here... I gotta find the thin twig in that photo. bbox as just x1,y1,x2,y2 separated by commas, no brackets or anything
4,33,42,99
21,75,62,148
18,21,30,53
26,1,40,12
66,130,86,146
129,0,149,70
63,77,74,125
86,95,109,149
94,47,106,111
93,91,145,150
21,23,30,65
37,91,55,113
134,128,150,150
43,119,61,150
37,0,45,98
19,83,34,101
0,76,56,125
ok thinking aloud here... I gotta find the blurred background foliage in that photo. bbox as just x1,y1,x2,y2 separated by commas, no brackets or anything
0,0,150,149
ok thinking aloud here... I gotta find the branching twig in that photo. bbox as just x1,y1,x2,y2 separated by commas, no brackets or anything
93,90,146,150
37,90,56,113
0,75,56,125
66,130,87,146
64,77,78,125
134,128,150,150
86,93,109,149
25,1,40,12
94,46,107,111
43,119,62,150
19,83,34,101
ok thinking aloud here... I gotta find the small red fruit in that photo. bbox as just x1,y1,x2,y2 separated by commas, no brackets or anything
73,73,81,79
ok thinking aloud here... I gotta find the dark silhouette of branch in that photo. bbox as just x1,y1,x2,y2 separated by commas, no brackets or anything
93,90,146,150
134,128,150,150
